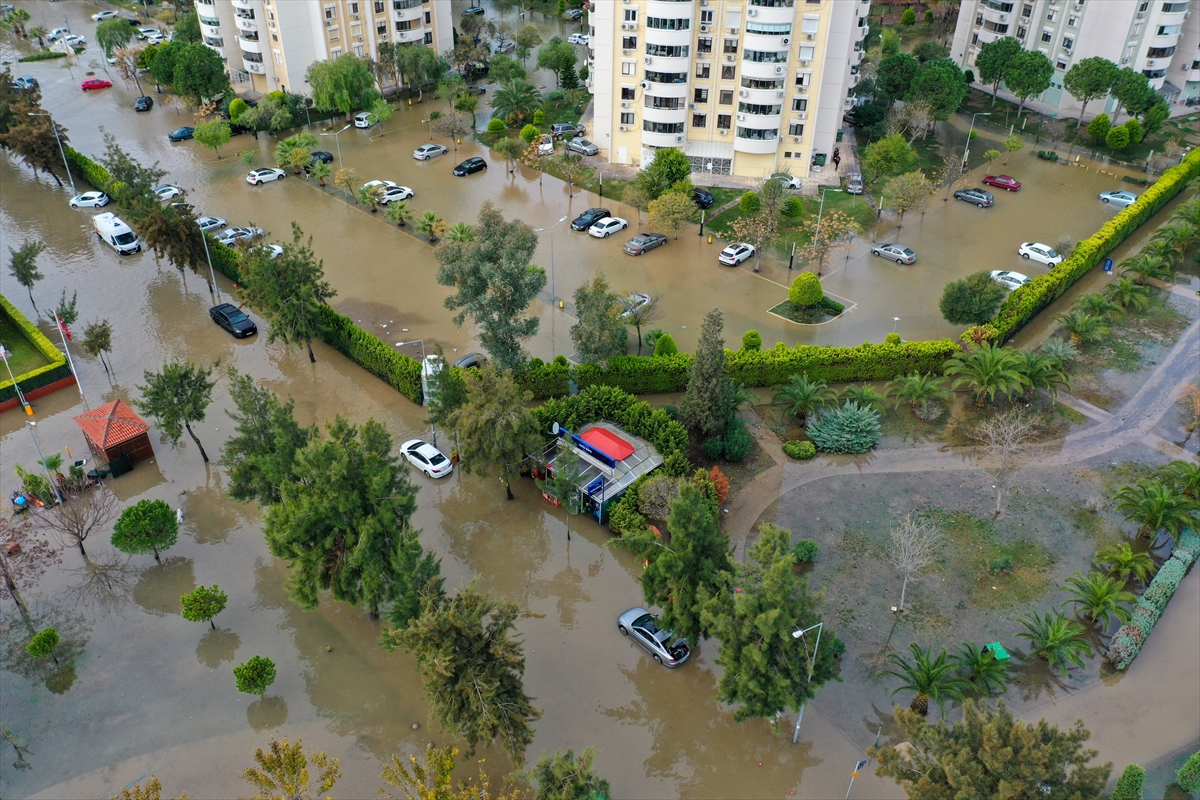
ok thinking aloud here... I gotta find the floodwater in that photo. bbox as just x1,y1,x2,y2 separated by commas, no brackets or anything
3,1,1197,797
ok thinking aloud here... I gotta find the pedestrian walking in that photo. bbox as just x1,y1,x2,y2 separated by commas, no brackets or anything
832,147,841,171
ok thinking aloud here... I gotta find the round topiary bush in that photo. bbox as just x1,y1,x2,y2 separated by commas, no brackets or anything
652,332,678,357
487,118,506,135
1105,125,1130,151
781,195,804,218
520,123,540,143
788,273,824,307
782,440,816,460
739,191,762,214
533,108,546,125
885,332,901,345
741,330,762,351
1177,750,1200,792
806,401,881,455
791,538,819,562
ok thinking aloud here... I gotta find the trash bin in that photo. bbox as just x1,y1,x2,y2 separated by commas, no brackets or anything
812,153,828,166
836,130,844,142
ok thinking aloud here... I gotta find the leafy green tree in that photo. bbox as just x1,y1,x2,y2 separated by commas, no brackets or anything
1063,56,1119,123
884,169,934,223
1062,571,1135,630
951,643,1010,697
870,701,1111,799
1094,542,1155,586
939,270,1007,325
912,41,950,63
436,202,543,370
773,373,834,426
878,643,971,716
491,79,541,125
233,655,277,696
1178,751,1200,793
193,119,231,159
1110,67,1156,123
220,370,313,506
738,191,762,215
242,738,340,799
306,54,378,120
515,25,543,66
390,584,541,763
1114,480,1195,542
633,147,693,200
647,190,699,239
99,133,168,208
1140,102,1169,137
1056,310,1110,347
111,499,178,564
900,8,917,25
1004,50,1054,117
1086,112,1112,143
983,148,1001,171
1105,124,1130,150
908,58,968,120
537,37,577,88
448,365,542,500
81,319,115,376
681,308,736,437
975,37,1023,105
181,584,228,629
7,239,46,314
880,27,900,57
26,626,60,666
1016,611,1093,677
169,43,230,105
488,53,528,84
527,748,610,800
699,523,841,721
136,360,218,463
1002,132,1025,163
487,117,507,135
173,11,202,44
944,343,1025,406
876,54,920,106
265,416,424,618
96,18,134,57
861,133,915,183
570,274,627,364
886,372,951,419
558,61,579,91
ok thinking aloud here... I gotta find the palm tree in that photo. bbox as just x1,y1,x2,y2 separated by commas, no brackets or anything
886,372,952,419
1037,338,1079,366
1072,293,1120,319
1062,571,1135,630
1120,254,1173,285
1104,277,1150,313
876,643,971,717
28,24,46,49
838,383,886,412
1155,460,1200,500
386,200,414,228
1114,480,1195,542
1012,350,1069,399
490,79,541,125
1139,237,1181,269
1055,311,1109,347
1151,221,1198,260
416,211,448,243
1169,198,1200,228
6,7,30,37
287,147,312,175
446,222,474,243
273,138,296,169
1094,542,1156,586
944,343,1025,406
951,642,1010,697
772,373,835,426
309,161,332,187
1015,611,1093,678
358,184,385,212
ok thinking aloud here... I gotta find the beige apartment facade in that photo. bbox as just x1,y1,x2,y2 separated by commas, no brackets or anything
197,0,453,96
589,0,871,181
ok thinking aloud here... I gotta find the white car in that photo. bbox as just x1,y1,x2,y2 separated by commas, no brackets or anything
246,168,286,185
413,143,448,160
144,31,164,44
47,28,71,42
197,216,227,232
1017,242,1063,266
69,191,109,208
380,186,415,204
990,270,1031,291
252,244,285,259
154,184,183,201
718,242,756,266
567,33,589,45
401,439,454,479
588,217,629,238
215,226,265,245
771,173,802,189
92,10,119,20
871,243,917,264
353,111,374,128
1099,190,1138,207
63,34,87,48
361,179,398,192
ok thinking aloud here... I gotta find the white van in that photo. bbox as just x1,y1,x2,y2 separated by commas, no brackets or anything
353,111,373,128
93,212,141,255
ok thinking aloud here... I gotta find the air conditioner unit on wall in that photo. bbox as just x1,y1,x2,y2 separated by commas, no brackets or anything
620,125,628,131
798,110,806,118
622,49,630,55
621,101,629,108
719,128,728,134
726,54,735,61
775,65,784,73
806,33,815,40
747,7,757,15
737,113,745,120
641,80,650,89
700,24,710,32
800,59,809,66
739,89,748,96
793,136,801,142
782,37,790,44
798,85,807,92
676,134,684,141
645,56,652,63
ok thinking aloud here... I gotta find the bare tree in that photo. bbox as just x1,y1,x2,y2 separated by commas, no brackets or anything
967,410,1040,518
941,151,966,201
113,47,146,96
637,475,681,522
886,514,943,612
0,518,61,636
901,99,935,143
431,111,473,151
36,486,119,559
623,291,664,354
61,553,136,615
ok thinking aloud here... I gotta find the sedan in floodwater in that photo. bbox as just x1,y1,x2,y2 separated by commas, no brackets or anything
81,78,111,91
617,607,690,668
1099,190,1138,207
168,126,194,142
197,216,227,232
572,207,609,231
413,143,449,160
718,242,755,266
990,270,1031,291
69,191,109,208
1018,241,1063,265
983,174,1021,192
402,439,454,479
953,187,994,208
452,157,487,176
623,233,667,256
871,243,916,264
589,217,629,238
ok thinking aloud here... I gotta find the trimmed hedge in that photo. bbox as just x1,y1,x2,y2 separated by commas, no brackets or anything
989,148,1200,343
1110,764,1145,800
18,52,68,62
64,146,112,192
0,295,72,404
782,439,816,460
1107,528,1197,670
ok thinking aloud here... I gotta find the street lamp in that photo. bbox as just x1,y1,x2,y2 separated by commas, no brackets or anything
534,215,570,309
173,202,220,300
892,316,900,333
319,124,351,193
963,111,991,169
26,421,64,505
28,112,76,194
814,187,843,275
790,621,824,744
397,338,436,447
1,344,32,414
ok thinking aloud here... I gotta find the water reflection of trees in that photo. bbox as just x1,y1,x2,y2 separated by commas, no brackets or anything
61,553,136,615
246,695,289,731
526,537,599,629
182,472,252,545
196,626,241,668
133,556,195,617
0,602,90,689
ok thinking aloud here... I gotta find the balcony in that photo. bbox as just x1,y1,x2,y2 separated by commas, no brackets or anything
647,0,694,16
244,61,266,74
239,29,259,42
738,85,785,105
744,4,795,24
733,129,779,154
199,15,220,26
238,35,262,52
230,0,255,8
394,6,421,21
394,25,425,42
644,27,692,47
741,59,789,80
643,129,687,147
236,16,260,32
643,78,689,97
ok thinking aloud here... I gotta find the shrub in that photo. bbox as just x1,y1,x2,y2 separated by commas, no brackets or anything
703,435,726,460
520,123,540,143
789,273,824,307
1129,600,1160,634
721,418,752,462
708,466,730,503
661,451,693,478
18,51,68,62
781,196,804,217
791,539,819,563
533,108,546,125
487,118,507,135
885,332,901,345
1122,118,1143,145
901,8,916,24
652,332,678,357
806,401,881,454
1110,764,1144,800
691,468,719,506
741,330,762,351
1105,624,1145,669
739,191,762,214
26,627,59,658
228,97,249,122
988,555,1013,574
1036,150,1059,161
1086,113,1111,143
1172,529,1200,565
782,440,816,460
1105,125,1130,151
1177,751,1200,792
547,89,566,101
233,654,277,696
1106,545,1192,669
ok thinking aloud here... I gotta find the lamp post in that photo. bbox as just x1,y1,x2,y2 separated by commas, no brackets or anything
173,202,220,300
320,124,350,194
1,344,31,414
26,421,64,505
534,215,570,309
398,338,436,446
814,187,843,275
892,316,900,333
963,111,991,169
790,621,824,743
28,112,76,194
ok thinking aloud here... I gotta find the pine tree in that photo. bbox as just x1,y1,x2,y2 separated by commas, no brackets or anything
680,308,735,438
220,369,314,506
448,365,543,500
111,499,179,564
181,584,228,629
527,748,610,800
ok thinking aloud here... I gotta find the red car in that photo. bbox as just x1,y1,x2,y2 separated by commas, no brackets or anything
81,78,113,91
982,174,1021,192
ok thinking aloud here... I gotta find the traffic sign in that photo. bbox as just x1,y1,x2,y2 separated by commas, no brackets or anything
852,759,868,776
1104,257,1114,273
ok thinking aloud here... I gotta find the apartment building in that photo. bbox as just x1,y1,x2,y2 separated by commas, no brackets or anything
589,0,871,180
197,0,453,96
951,0,1198,113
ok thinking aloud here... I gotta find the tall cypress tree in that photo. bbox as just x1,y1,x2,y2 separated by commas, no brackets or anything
680,308,735,438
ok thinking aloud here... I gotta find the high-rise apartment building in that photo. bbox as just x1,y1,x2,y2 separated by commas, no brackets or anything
197,0,452,96
951,0,1198,112
589,0,870,179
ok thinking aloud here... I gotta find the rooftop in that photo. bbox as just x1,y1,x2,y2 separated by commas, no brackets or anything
544,421,664,503
74,399,150,449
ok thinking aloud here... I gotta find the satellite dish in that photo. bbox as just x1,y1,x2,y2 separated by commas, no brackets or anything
552,422,560,435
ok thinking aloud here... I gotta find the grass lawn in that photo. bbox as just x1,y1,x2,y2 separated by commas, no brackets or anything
0,314,52,378
704,185,878,252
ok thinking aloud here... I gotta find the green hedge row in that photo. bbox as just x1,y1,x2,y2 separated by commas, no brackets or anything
64,146,112,192
530,384,689,459
1107,528,1198,670
0,294,72,404
989,148,1200,343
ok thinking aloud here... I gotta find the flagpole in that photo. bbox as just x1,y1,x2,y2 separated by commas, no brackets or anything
54,312,87,407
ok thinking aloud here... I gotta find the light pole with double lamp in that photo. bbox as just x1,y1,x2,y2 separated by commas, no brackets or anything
791,621,824,743
963,111,991,169
27,112,76,194
534,215,570,309
320,124,351,194
397,338,436,447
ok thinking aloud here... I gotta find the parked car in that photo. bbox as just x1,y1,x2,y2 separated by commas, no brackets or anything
846,173,864,194
718,242,755,266
463,5,485,14
571,207,609,231
92,9,120,21
215,226,264,246
380,186,415,204
361,179,398,192
12,76,38,90
454,352,487,369
134,95,153,112
1017,241,1063,265
453,157,487,176
70,191,109,208
770,173,802,189
982,174,1021,191
136,27,158,40
209,303,257,338
693,188,715,209
621,292,653,319
953,187,994,207
871,243,916,264
536,133,554,156
81,78,112,91
309,150,334,165
414,143,449,160
254,244,285,259
353,111,374,128
47,28,71,42
402,439,454,479
1099,190,1138,207
64,34,87,48
197,216,227,232
551,122,585,139
168,126,195,142
990,270,1031,291
589,217,629,238
246,167,286,185
153,184,183,201
567,33,589,45
617,607,690,667
566,137,598,156
563,8,583,19
465,84,487,95
623,233,667,256
93,212,141,255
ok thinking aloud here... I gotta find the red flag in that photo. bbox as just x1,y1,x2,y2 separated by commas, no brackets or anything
56,313,72,341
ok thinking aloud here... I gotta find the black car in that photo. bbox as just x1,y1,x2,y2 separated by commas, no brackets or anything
453,157,487,176
623,232,668,256
454,352,487,369
571,207,610,231
209,303,257,338
953,187,995,208
465,84,487,95
309,150,334,165
463,5,485,14
134,95,153,112
168,126,194,142
693,188,715,209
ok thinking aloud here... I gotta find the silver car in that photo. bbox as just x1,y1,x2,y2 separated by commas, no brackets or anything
1099,190,1138,207
617,607,690,667
871,243,916,264
567,137,598,156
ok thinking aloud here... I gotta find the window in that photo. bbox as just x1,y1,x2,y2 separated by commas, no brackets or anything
377,22,387,34
741,77,783,89
744,49,788,63
647,43,689,57
694,88,709,102
354,43,365,56
801,16,819,34
794,70,812,87
700,9,714,23
749,0,795,6
424,11,430,23
646,17,689,30
621,86,636,100
724,38,738,54
324,4,337,19
1143,68,1167,78
736,127,777,140
623,36,638,49
788,122,805,136
620,112,635,125
692,113,708,127
719,89,734,104
1041,29,1053,42
621,61,636,75
1146,45,1176,57
273,49,282,63
717,113,732,129
204,35,224,46
645,70,688,83
1056,58,1068,69
396,19,415,29
1016,26,1026,37
328,25,340,40
1157,24,1181,35
375,1,385,12
746,22,792,35
624,9,637,22
1133,22,1142,35
1021,3,1032,15
791,97,808,111
1161,1,1189,10
976,13,984,24
1046,9,1055,20
696,62,711,78
972,32,980,44
643,120,684,134
738,102,781,114
1062,36,1073,49
798,44,815,60
350,2,359,13
697,37,712,54
982,0,1013,9
645,95,685,109
1067,15,1077,26
721,65,736,79
423,31,432,44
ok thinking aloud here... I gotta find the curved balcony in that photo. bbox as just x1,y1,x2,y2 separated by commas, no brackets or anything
641,79,688,98
395,25,426,42
642,105,687,124
735,110,783,129
236,16,260,32
743,32,792,53
394,7,422,22
646,0,694,16
199,15,221,28
738,86,786,105
744,4,795,25
733,131,779,154
644,27,693,47
642,54,690,74
237,35,262,53
642,129,686,148
204,39,226,57
741,59,790,81
242,58,266,74
230,0,255,8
